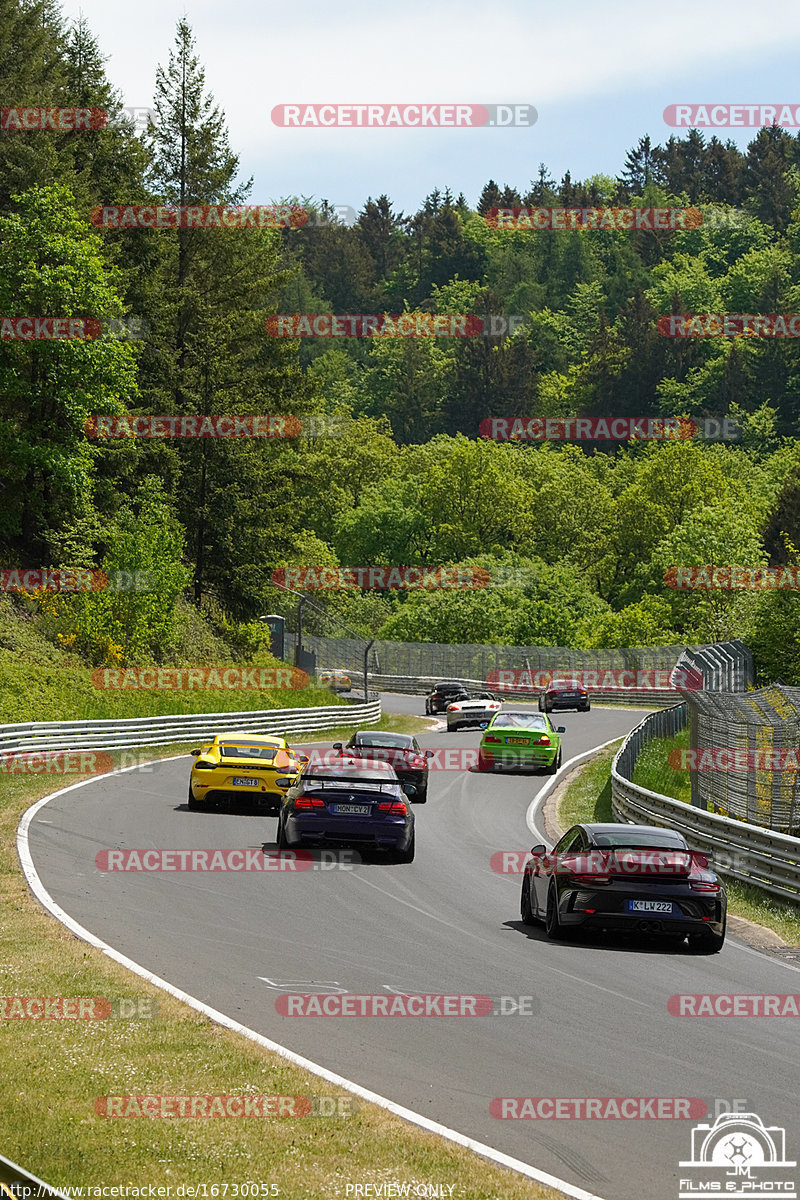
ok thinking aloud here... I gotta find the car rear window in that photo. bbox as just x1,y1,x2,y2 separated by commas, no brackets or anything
492,713,547,729
592,831,687,849
219,743,280,758
355,734,411,748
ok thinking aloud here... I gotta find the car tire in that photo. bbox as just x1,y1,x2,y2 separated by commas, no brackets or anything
394,832,415,863
187,782,202,811
581,702,590,712
277,817,290,849
688,920,726,954
545,882,566,940
414,788,427,804
520,876,537,926
546,749,562,775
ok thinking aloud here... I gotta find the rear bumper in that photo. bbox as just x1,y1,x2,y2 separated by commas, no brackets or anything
285,814,413,850
547,697,588,709
192,785,285,810
481,748,557,769
560,888,725,935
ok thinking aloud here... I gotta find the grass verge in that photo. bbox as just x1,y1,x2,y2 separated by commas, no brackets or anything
556,741,800,945
2,716,563,1198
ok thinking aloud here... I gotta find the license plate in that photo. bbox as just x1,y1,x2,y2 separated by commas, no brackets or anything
332,803,371,815
627,900,673,913
506,737,529,745
232,777,259,787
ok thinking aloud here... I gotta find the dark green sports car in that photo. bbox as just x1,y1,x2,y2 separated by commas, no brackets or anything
477,711,565,773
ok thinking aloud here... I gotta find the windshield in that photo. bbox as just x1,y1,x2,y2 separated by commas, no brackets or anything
354,734,412,748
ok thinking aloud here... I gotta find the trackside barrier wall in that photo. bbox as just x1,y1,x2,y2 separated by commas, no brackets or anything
0,696,381,755
612,706,800,902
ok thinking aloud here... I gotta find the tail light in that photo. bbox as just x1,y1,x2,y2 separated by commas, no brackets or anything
409,756,427,769
447,704,459,711
377,801,407,814
484,736,501,744
569,873,611,886
690,879,721,893
533,736,551,745
194,761,214,770
294,796,325,809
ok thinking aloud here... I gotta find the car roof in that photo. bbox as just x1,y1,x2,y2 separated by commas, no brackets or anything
353,730,414,744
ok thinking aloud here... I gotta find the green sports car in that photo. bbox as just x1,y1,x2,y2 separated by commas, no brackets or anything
477,711,565,773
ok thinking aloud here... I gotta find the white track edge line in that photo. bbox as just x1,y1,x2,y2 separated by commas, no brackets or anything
526,738,624,844
17,763,606,1200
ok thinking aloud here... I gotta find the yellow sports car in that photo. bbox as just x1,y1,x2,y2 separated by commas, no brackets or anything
319,668,351,693
188,733,307,813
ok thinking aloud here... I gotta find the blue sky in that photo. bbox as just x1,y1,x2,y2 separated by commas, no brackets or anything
62,0,800,215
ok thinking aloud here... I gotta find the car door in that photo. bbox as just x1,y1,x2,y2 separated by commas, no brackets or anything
531,826,585,914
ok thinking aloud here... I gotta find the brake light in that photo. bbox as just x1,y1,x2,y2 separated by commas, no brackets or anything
689,879,721,893
194,761,214,770
533,736,551,746
409,756,426,768
295,796,325,809
447,704,458,711
377,801,407,814
484,736,501,743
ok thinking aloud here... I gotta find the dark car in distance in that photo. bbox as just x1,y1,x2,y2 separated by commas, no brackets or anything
277,760,416,862
539,678,590,712
520,823,726,953
424,681,470,715
333,730,433,802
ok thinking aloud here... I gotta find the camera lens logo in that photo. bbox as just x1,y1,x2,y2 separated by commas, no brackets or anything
679,1112,796,1198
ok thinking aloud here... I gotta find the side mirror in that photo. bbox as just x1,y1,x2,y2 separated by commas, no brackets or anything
190,749,201,757
332,743,343,750
557,726,566,733
530,844,547,855
402,783,417,796
425,749,434,758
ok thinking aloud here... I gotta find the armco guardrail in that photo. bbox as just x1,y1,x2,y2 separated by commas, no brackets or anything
611,706,800,903
0,696,381,756
350,672,681,708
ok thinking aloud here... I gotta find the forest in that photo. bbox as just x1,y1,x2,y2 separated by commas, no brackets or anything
3,0,800,687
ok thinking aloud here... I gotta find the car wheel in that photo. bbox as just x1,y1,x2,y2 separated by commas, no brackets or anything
277,817,290,849
394,832,415,863
545,882,566,940
520,876,537,926
581,703,590,712
688,920,726,954
546,749,562,775
414,788,427,804
187,782,201,811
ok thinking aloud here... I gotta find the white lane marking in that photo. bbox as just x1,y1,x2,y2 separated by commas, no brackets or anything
526,737,624,845
17,766,607,1200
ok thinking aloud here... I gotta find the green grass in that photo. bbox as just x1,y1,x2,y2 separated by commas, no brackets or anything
631,728,691,804
557,739,800,945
